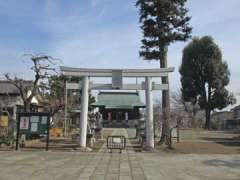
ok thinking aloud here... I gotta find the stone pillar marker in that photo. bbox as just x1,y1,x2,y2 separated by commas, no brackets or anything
145,76,154,149
79,76,89,147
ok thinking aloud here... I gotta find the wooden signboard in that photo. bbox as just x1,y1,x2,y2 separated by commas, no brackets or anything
16,112,50,151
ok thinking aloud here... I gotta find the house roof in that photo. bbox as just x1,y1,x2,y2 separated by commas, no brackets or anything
92,91,145,109
0,80,32,95
231,105,240,111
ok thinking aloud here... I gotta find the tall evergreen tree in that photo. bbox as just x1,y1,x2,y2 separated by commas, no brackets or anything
179,36,235,129
136,0,192,144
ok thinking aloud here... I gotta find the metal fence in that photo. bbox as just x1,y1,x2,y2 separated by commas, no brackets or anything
107,136,126,153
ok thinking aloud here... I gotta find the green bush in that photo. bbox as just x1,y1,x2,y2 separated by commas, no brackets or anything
0,134,15,146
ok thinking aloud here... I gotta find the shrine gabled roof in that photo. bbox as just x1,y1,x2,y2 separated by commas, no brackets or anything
92,91,145,109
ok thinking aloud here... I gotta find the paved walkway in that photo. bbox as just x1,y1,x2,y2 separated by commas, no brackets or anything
96,128,147,180
0,128,239,180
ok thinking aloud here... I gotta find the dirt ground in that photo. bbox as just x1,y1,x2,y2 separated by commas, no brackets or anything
167,141,240,154
157,129,240,154
1,128,239,154
1,128,114,152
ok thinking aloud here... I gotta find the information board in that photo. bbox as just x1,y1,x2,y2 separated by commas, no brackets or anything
20,117,29,130
16,112,50,151
112,70,123,89
0,112,9,127
18,113,49,135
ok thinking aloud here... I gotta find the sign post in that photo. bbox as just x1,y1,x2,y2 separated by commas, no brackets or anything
16,112,50,151
46,116,50,151
15,114,20,151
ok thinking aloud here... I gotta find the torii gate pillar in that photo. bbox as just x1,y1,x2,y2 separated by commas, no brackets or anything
79,76,89,147
145,77,154,149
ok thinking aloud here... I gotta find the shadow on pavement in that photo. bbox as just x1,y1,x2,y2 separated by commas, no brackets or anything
203,159,240,168
221,130,240,134
200,137,240,147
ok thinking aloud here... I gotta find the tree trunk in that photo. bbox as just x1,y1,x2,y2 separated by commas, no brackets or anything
204,83,211,130
191,108,197,128
205,108,211,130
159,47,171,145
24,101,31,113
191,115,196,128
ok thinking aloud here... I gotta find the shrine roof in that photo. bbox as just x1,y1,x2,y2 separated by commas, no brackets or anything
92,91,145,109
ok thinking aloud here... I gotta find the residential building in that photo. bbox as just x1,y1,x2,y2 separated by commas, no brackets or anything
0,80,43,121
211,105,240,129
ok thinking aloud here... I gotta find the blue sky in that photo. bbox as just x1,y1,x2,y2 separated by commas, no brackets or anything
0,0,240,103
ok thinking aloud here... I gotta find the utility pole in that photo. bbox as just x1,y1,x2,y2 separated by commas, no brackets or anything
64,80,68,137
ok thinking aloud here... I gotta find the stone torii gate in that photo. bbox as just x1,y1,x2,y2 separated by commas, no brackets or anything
60,66,174,149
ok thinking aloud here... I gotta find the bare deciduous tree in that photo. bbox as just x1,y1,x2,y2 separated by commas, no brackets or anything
171,91,200,128
5,54,57,112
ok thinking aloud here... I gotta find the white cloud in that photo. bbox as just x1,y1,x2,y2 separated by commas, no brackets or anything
188,0,240,29
90,0,112,8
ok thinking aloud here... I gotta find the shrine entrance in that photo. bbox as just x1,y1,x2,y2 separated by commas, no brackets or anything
92,91,145,128
61,66,174,149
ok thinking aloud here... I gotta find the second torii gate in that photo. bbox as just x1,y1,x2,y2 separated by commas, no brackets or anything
60,66,174,149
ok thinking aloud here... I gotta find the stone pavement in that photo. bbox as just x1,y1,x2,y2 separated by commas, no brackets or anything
0,128,239,180
139,153,240,180
96,128,147,180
